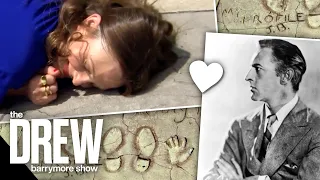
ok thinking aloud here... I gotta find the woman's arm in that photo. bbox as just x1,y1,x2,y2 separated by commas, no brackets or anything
5,66,60,106
0,0,61,103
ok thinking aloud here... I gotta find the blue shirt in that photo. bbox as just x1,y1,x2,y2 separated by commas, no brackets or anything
0,0,62,104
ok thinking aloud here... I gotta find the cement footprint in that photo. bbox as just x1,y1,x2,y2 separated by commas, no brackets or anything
104,157,122,172
102,127,124,172
61,132,75,157
103,127,123,154
305,0,320,11
307,15,320,28
133,127,157,173
305,0,320,28
263,0,288,13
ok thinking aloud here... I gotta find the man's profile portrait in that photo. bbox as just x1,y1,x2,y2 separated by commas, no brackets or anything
197,33,320,180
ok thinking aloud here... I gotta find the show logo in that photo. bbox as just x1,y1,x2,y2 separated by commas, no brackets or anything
9,111,103,173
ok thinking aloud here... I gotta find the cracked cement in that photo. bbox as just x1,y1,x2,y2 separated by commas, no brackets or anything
7,107,200,180
147,0,214,13
0,2,213,180
0,10,215,122
217,0,320,38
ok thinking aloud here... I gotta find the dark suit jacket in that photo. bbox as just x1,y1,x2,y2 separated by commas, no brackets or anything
203,99,320,180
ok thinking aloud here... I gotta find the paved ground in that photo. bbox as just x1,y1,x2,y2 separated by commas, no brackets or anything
216,0,320,38
0,10,217,122
0,1,217,180
28,108,201,180
148,0,214,12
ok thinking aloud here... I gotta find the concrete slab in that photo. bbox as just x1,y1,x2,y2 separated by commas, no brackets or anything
216,0,320,38
0,11,217,122
148,0,215,13
7,108,201,180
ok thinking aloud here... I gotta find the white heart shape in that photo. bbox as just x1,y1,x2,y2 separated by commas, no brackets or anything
189,60,224,93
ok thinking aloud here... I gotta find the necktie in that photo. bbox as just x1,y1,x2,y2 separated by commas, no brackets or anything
258,114,277,162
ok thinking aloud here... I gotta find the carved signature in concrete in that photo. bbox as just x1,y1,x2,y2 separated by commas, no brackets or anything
218,0,320,36
263,0,320,28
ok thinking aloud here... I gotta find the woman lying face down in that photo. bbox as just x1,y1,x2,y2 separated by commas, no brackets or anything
6,0,178,106
56,19,126,90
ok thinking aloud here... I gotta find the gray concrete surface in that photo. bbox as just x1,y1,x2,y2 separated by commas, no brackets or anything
216,0,320,38
0,11,217,122
27,108,201,180
148,0,214,13
1,1,217,179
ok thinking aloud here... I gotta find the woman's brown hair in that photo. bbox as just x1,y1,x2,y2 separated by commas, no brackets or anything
46,0,178,95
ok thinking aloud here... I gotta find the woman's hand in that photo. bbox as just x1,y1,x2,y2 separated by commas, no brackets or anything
26,66,60,106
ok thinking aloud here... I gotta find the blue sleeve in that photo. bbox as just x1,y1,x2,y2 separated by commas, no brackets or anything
0,0,62,104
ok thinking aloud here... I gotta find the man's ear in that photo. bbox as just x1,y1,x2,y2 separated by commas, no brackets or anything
280,68,294,85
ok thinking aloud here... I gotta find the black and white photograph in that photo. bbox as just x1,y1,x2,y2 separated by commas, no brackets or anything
197,33,320,180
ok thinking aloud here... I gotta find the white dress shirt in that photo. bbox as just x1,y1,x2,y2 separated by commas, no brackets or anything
259,94,299,180
263,94,299,139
